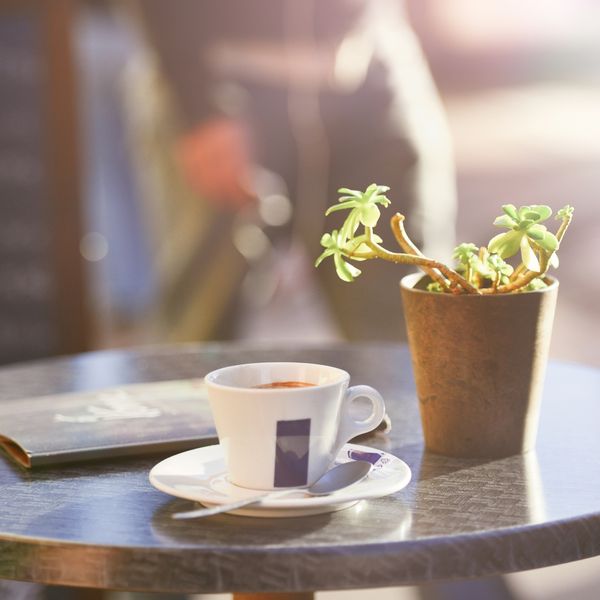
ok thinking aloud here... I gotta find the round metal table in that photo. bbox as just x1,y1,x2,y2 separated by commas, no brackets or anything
0,343,599,598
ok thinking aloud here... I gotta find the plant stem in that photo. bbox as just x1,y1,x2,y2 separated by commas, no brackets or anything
510,263,527,282
474,247,486,288
390,214,451,291
364,240,480,294
556,211,572,243
481,253,550,294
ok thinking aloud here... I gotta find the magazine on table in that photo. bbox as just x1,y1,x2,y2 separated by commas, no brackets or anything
0,379,217,468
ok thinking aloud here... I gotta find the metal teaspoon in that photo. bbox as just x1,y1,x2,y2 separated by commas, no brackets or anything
171,459,372,519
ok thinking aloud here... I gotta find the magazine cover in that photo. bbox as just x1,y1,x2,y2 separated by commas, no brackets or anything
0,379,216,468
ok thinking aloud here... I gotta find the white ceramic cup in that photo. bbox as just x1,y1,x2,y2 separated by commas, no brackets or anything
205,362,386,490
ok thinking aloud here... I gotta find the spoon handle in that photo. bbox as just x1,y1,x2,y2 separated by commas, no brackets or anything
171,461,372,519
172,490,292,519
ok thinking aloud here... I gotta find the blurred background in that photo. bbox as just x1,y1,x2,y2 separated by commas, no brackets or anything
1,0,599,599
2,0,598,363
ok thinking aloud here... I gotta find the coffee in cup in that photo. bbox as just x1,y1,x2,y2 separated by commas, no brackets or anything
254,381,315,389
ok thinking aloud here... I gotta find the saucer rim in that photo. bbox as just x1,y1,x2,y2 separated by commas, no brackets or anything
149,442,411,510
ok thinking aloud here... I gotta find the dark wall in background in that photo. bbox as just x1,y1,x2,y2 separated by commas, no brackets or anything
0,0,90,365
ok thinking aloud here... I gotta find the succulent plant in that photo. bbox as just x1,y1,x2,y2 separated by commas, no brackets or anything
316,184,573,294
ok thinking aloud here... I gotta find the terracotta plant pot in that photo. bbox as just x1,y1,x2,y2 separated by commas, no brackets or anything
400,272,559,458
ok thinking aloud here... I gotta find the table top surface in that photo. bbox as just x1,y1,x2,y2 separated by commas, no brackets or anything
0,342,599,594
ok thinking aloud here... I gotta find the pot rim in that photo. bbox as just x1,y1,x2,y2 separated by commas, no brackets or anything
400,271,559,296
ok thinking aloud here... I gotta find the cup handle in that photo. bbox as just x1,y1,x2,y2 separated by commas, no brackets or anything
334,385,386,454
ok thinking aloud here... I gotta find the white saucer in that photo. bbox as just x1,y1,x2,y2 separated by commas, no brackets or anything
149,442,411,517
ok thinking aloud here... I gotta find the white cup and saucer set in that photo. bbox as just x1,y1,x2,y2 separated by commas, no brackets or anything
149,362,412,517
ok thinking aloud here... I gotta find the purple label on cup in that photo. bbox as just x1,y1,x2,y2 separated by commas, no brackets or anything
274,418,311,487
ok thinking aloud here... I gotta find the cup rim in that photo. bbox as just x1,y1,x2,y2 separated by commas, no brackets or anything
204,361,350,393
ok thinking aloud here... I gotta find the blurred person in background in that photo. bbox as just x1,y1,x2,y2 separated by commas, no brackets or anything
133,0,456,342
